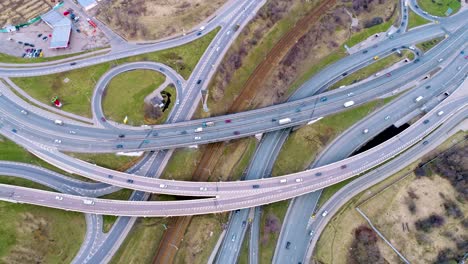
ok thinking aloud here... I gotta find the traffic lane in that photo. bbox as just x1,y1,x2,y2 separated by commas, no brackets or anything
1,98,465,216
1,28,465,151
9,95,466,198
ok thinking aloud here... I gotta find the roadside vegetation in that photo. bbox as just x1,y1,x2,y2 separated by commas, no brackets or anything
11,28,219,117
330,51,413,89
416,36,445,52
418,0,461,16
0,48,110,64
259,200,290,263
66,152,141,172
314,131,467,264
407,9,430,29
102,70,165,125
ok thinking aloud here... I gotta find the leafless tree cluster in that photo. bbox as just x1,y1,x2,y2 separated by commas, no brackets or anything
261,213,281,245
415,214,445,233
144,102,162,120
347,225,384,264
439,193,464,219
405,188,419,214
96,0,149,39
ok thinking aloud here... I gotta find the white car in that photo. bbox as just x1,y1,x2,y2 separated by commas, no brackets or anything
363,129,369,134
385,115,390,120
21,110,28,115
199,187,208,191
438,58,443,62
322,211,328,217
55,196,63,201
347,92,354,97
159,184,167,188
69,130,76,134
54,139,62,144
437,111,444,116
295,178,303,183
194,136,201,140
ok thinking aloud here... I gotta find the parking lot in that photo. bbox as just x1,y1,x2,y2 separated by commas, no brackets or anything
0,1,109,59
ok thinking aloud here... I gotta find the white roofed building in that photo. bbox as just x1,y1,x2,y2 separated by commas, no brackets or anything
41,10,71,49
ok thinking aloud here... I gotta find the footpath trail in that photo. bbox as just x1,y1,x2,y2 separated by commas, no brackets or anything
152,0,337,262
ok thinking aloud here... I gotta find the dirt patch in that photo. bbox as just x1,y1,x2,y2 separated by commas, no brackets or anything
94,0,227,41
0,0,51,27
360,141,468,263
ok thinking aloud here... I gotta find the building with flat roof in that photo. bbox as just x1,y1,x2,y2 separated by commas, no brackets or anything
77,0,98,11
41,10,71,49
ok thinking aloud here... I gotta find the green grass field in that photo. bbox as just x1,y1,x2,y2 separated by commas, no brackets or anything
11,28,219,118
102,70,165,125
330,51,412,89
418,0,461,16
0,200,85,263
407,9,430,29
258,200,289,263
345,19,395,48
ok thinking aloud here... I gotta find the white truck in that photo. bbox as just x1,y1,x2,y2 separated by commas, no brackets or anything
194,127,203,133
54,119,63,125
202,121,214,127
83,199,95,205
278,118,292,125
279,179,287,184
343,101,355,108
414,96,423,102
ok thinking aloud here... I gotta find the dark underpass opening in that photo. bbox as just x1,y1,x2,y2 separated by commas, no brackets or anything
351,123,410,156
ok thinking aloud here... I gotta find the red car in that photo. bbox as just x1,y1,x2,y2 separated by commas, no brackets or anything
225,119,232,123
386,72,392,77
101,117,106,122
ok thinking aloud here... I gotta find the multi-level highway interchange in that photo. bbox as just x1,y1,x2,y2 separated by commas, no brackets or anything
0,0,467,263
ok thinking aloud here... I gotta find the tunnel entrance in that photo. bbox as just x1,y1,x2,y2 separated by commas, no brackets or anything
352,123,410,156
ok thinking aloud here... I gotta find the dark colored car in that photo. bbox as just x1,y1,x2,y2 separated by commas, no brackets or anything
396,29,401,33
233,131,240,135
423,141,429,145
252,184,260,189
118,134,125,138
414,58,420,63
423,120,429,124
153,132,159,136
320,97,327,102
386,72,392,77
242,221,246,227
235,209,240,213
391,48,397,52
415,4,419,8
116,144,123,148
372,44,378,48
76,29,81,33
425,85,431,89
197,32,202,36
101,117,106,122
341,165,347,169
315,172,322,176
197,79,202,84
362,50,368,54
37,33,42,38
342,72,348,76
286,242,291,249
127,179,134,183
108,175,113,179
12,128,17,133
70,62,77,66
42,36,48,41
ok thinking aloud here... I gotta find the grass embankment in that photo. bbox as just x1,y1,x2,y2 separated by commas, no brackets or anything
314,131,467,264
272,99,391,176
102,70,165,125
147,84,177,125
11,28,219,118
258,200,290,263
0,135,93,182
66,152,141,172
418,0,461,16
0,47,109,64
0,196,85,263
330,51,412,89
407,9,430,29
416,37,444,52
345,19,396,48
238,231,250,264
